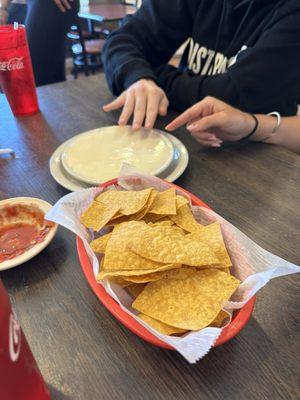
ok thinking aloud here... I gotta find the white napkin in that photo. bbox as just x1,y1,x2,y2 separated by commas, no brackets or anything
46,169,300,363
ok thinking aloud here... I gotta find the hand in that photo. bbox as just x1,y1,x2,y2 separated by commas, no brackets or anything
103,79,169,131
53,0,73,12
165,96,256,147
0,9,8,25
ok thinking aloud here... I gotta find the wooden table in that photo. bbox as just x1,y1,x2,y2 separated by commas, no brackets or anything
0,75,299,400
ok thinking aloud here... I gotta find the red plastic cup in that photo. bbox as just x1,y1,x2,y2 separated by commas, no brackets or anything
0,25,39,116
0,280,50,400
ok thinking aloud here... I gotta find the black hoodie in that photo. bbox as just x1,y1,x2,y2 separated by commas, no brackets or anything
102,0,300,116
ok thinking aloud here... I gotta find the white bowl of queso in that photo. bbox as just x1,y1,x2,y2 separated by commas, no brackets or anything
61,126,174,185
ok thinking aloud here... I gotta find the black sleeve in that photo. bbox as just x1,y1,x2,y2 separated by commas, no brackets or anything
155,6,300,116
102,0,195,96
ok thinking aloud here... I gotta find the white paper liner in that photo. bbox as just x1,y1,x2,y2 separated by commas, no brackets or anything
46,168,300,363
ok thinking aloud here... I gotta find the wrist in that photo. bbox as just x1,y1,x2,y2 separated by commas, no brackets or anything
249,114,281,143
248,115,266,141
239,113,258,141
242,112,257,139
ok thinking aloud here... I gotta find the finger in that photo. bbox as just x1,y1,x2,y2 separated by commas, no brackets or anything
144,94,160,129
61,0,71,10
158,97,169,117
54,0,66,12
191,131,222,146
188,112,226,133
103,94,125,112
190,132,219,142
187,120,202,130
118,95,135,126
165,98,210,131
132,94,147,130
193,137,222,147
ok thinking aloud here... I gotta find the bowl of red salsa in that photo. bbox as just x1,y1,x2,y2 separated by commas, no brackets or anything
0,197,57,271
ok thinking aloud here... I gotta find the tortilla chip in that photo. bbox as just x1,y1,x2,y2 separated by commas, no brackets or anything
210,310,230,327
142,213,166,223
188,222,232,267
150,220,174,227
90,232,112,253
176,195,189,209
103,221,178,272
98,262,181,280
169,204,203,233
160,267,198,280
80,201,119,231
126,283,147,298
128,224,219,267
222,267,231,274
120,266,189,283
139,313,188,336
148,188,176,215
110,189,157,224
123,271,164,283
106,276,131,287
96,188,152,216
132,269,240,331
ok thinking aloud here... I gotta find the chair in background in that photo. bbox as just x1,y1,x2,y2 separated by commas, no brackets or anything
67,21,107,78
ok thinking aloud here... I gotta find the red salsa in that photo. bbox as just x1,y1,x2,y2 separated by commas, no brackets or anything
0,204,53,263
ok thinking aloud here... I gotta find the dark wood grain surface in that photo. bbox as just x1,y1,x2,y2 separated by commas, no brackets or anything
78,3,136,22
0,75,299,400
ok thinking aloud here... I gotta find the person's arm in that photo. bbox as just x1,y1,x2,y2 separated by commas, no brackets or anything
0,0,11,24
102,0,194,96
166,96,300,154
253,115,300,154
102,0,195,130
157,5,300,115
0,0,74,23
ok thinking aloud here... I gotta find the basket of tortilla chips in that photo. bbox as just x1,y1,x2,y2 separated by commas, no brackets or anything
46,172,299,363
77,179,254,345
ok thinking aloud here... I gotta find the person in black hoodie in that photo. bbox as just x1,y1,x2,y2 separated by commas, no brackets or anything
102,0,300,131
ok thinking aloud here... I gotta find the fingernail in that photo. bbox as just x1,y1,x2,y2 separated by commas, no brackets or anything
211,143,221,148
118,119,125,125
145,123,151,129
187,124,196,130
133,124,139,130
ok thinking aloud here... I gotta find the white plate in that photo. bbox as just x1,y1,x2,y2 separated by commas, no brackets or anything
0,198,58,271
50,132,189,192
61,126,174,185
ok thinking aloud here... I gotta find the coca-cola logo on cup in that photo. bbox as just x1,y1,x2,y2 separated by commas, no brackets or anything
9,312,21,362
0,57,24,72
